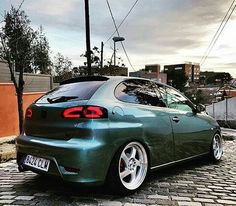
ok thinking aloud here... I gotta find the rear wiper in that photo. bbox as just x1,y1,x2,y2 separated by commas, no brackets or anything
47,96,79,103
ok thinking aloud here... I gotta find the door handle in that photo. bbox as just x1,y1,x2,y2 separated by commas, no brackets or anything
172,116,180,123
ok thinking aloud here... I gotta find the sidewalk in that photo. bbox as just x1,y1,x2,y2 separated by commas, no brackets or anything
0,136,16,163
221,127,236,140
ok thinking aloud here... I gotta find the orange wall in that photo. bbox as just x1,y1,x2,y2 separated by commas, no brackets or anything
0,83,45,138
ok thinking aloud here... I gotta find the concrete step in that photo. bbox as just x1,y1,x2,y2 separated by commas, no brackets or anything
0,143,16,163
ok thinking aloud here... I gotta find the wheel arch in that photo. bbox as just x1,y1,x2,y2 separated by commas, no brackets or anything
105,138,151,181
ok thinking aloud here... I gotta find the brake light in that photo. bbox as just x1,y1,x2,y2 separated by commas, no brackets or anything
83,106,105,119
63,106,107,119
63,106,83,118
25,108,33,118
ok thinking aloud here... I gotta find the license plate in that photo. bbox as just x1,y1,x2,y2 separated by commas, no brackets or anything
24,155,50,172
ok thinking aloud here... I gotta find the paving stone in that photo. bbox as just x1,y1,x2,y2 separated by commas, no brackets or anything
123,204,146,206
147,194,169,200
210,192,227,196
208,185,224,189
14,195,35,200
0,195,15,199
0,185,14,188
2,205,21,206
171,196,191,201
153,199,172,205
217,199,236,205
34,193,50,197
177,193,195,198
171,183,188,187
0,192,16,195
225,187,236,190
178,201,202,206
14,200,38,205
221,196,236,201
98,200,122,206
196,187,212,192
0,199,15,204
197,194,217,199
133,198,156,204
193,198,214,203
177,181,194,184
0,141,236,205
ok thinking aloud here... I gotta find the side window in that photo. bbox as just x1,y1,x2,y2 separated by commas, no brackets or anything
165,87,193,112
115,79,166,107
152,84,168,107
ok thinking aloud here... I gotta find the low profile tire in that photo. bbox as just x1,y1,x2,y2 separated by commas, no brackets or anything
210,133,223,162
107,141,148,195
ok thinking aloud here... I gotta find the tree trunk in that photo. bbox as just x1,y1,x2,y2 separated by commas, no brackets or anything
17,91,24,134
17,63,25,135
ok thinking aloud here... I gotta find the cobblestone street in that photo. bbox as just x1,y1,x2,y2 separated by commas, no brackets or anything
0,140,236,206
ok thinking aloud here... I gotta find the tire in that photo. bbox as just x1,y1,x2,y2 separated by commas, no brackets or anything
210,133,223,162
107,141,148,195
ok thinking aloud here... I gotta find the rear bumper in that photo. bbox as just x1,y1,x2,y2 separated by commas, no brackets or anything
16,134,113,185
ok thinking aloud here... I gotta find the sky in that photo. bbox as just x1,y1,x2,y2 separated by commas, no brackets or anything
1,0,236,78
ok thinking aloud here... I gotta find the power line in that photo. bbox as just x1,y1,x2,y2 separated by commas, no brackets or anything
106,0,136,71
200,0,236,66
201,4,236,66
106,0,121,38
104,0,139,44
200,0,235,64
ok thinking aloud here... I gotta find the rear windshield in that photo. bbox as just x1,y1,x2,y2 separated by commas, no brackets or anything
36,81,105,104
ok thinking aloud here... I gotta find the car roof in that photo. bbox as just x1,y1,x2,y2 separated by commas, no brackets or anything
60,75,168,87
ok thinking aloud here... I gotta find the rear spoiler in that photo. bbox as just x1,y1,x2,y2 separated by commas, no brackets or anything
60,76,109,85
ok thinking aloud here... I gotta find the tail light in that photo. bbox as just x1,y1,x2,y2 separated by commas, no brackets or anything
63,106,108,119
25,108,33,119
63,106,83,118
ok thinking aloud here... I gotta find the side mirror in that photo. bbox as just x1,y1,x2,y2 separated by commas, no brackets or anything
195,104,206,113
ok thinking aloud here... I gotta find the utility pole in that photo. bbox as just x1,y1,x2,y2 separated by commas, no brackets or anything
100,41,104,69
84,0,92,75
113,40,116,66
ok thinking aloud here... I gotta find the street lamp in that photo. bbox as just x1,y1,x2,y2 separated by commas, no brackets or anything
112,36,125,66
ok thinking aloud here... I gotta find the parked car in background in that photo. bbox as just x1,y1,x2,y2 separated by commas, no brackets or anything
16,76,223,194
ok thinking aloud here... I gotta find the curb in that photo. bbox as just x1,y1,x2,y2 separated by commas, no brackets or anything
0,143,16,163
0,136,16,144
221,128,236,141
0,136,17,163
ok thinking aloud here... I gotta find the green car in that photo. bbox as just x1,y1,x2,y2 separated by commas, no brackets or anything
16,76,223,194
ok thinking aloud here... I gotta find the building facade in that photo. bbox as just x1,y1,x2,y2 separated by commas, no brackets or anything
129,64,167,84
0,60,52,138
164,63,200,84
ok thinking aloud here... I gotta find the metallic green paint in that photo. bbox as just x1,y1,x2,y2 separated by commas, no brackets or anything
16,76,221,186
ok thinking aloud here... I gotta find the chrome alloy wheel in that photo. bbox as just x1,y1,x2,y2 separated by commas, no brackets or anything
212,134,223,160
118,142,148,190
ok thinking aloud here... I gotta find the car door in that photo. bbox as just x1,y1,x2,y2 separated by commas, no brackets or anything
114,79,174,166
162,86,213,160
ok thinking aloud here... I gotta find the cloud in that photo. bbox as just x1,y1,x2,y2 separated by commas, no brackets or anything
114,0,226,55
25,0,78,16
1,0,236,77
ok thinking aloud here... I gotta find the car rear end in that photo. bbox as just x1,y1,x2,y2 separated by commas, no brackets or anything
16,77,114,185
